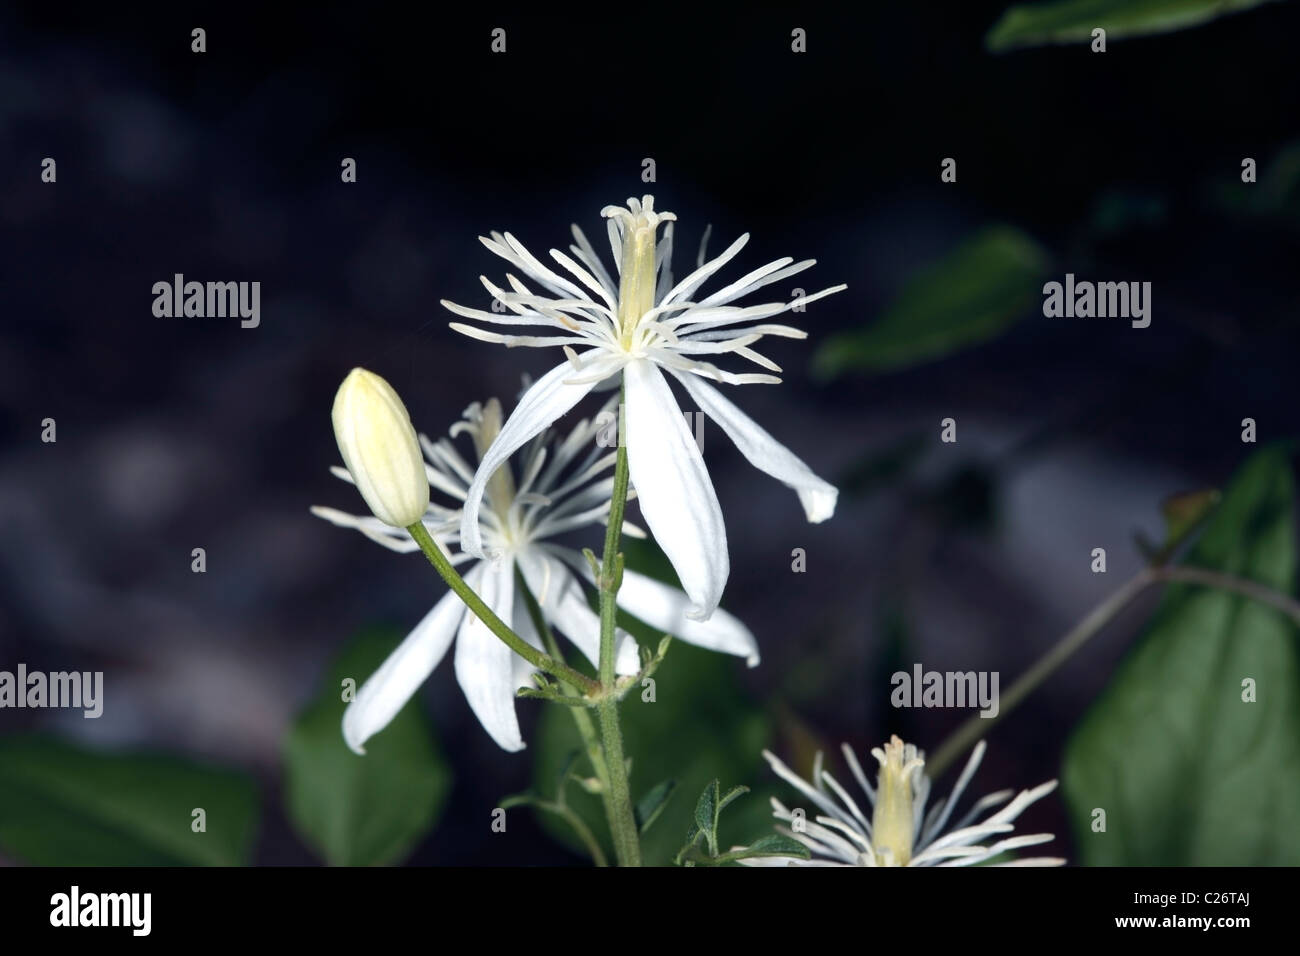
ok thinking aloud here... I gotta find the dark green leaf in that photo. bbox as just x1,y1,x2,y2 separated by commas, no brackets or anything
987,0,1283,51
812,226,1048,378
0,735,258,866
635,779,676,834
1064,446,1300,864
718,785,749,814
694,779,720,854
727,833,810,860
283,629,451,865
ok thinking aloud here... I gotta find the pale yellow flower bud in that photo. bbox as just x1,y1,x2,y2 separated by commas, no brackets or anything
331,367,429,528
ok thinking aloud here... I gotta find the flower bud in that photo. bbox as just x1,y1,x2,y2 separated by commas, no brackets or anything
331,368,429,528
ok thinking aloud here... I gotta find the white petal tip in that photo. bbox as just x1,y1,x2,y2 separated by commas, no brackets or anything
343,729,368,756
801,489,838,523
745,653,761,669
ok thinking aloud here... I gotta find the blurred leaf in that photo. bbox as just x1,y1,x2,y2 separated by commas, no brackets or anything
635,779,676,834
533,538,773,865
1064,445,1300,864
812,226,1048,378
987,0,1283,51
0,735,258,866
283,629,451,865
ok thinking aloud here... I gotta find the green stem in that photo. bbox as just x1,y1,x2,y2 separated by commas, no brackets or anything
516,568,611,794
595,393,641,867
405,521,599,695
502,795,608,868
928,563,1300,778
545,802,608,868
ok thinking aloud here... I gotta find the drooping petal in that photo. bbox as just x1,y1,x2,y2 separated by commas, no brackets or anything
553,546,758,666
623,359,728,620
459,358,606,558
453,561,525,752
342,584,466,755
518,548,639,675
670,368,837,523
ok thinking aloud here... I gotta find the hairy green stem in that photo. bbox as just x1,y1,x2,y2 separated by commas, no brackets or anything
595,393,641,867
516,568,612,813
928,563,1300,778
405,521,598,695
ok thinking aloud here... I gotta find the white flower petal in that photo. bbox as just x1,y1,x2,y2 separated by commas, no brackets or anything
518,548,639,675
342,584,465,755
453,561,525,752
670,368,837,523
509,592,547,690
460,358,605,558
623,358,728,620
555,547,758,666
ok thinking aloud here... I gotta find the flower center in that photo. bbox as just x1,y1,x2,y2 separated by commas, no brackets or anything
469,398,516,524
871,735,922,866
606,197,675,350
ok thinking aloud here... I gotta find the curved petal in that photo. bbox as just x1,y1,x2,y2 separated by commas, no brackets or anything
453,561,525,751
342,584,465,755
459,357,606,558
618,567,759,666
624,359,728,620
670,368,837,523
518,548,639,675
553,547,758,666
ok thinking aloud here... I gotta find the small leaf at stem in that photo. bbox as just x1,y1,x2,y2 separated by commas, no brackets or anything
635,779,677,834
694,779,721,856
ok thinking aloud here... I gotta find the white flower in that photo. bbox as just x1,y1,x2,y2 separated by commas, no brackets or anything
330,368,430,528
442,195,846,621
313,395,761,754
747,736,1065,867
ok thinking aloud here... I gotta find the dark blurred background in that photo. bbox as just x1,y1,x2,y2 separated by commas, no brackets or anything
2,2,1299,864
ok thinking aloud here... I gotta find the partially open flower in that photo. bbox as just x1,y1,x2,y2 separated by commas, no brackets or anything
314,393,762,754
331,368,430,528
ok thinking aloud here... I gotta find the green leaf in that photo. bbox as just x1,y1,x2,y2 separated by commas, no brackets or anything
987,0,1283,51
812,226,1048,378
634,779,676,834
1063,445,1300,864
722,833,810,862
694,779,721,854
0,735,258,866
718,784,750,814
283,629,451,865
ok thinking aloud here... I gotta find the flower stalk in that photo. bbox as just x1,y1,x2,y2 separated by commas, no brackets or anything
594,388,642,866
404,520,600,696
